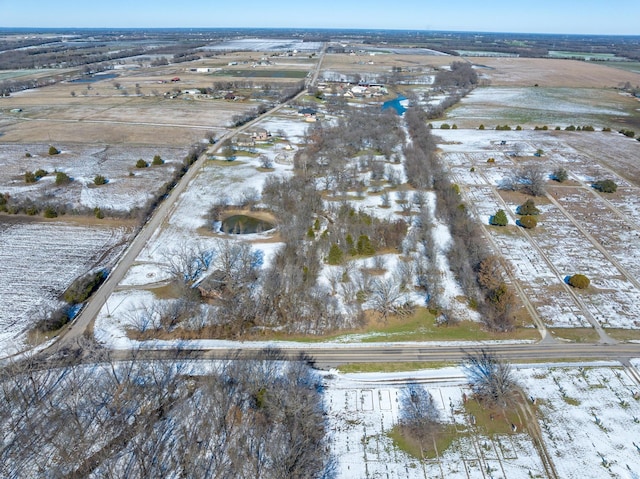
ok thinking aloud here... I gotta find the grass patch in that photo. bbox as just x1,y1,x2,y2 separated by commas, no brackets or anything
207,158,245,166
148,281,184,300
562,396,581,406
153,306,539,343
337,361,456,374
358,308,538,342
604,328,640,342
549,327,600,343
463,398,526,435
389,424,458,460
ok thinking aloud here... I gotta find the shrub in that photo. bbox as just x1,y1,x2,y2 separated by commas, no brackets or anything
34,168,48,179
43,206,58,218
593,179,617,193
518,215,537,229
478,124,485,130
24,171,37,183
487,157,495,163
552,167,568,183
490,209,508,226
34,305,72,333
440,123,451,129
619,129,635,138
94,174,107,185
94,207,104,219
152,154,164,165
25,152,32,158
555,126,561,130
602,127,611,132
565,125,576,131
517,199,540,215
568,274,590,289
63,270,107,304
55,171,71,185
452,124,458,129
48,145,60,155
25,205,39,216
136,159,149,168
582,125,595,131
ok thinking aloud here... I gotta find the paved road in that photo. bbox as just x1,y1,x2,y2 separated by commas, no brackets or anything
99,341,640,370
44,47,328,355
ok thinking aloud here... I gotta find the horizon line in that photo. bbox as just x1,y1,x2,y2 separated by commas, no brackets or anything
1,26,639,37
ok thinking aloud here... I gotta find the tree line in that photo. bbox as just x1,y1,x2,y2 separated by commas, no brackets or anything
404,107,517,330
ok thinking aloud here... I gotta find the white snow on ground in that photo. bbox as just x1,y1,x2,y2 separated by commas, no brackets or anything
433,128,640,329
0,222,130,357
93,289,535,351
202,38,323,52
518,364,640,479
323,362,640,478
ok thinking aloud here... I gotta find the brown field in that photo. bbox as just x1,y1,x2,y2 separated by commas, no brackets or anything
322,52,454,75
471,57,640,88
0,80,252,146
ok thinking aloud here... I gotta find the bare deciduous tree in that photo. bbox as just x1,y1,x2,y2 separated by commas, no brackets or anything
462,349,519,409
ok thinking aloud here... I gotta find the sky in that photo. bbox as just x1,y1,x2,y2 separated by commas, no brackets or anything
1,0,639,35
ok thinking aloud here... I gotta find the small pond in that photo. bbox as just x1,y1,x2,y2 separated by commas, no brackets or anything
69,73,119,83
218,215,274,234
382,95,408,115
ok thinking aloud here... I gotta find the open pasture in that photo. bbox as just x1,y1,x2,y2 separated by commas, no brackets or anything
446,87,640,130
0,77,251,145
471,57,640,88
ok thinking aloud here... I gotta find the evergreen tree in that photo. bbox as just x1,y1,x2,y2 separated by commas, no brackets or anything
327,243,344,265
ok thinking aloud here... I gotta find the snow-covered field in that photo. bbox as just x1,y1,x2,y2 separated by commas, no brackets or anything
203,38,323,52
446,87,634,129
0,221,131,356
437,128,640,330
325,363,640,479
0,144,188,211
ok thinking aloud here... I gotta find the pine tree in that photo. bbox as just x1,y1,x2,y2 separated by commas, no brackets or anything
327,243,344,265
490,209,508,226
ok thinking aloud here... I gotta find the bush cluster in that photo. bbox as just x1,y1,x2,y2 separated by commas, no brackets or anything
619,129,635,138
518,215,537,229
568,274,590,289
63,270,107,305
593,179,617,193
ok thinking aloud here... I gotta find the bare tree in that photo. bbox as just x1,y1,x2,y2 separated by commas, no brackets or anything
161,241,214,286
259,155,274,169
462,349,519,409
398,383,441,451
507,163,547,196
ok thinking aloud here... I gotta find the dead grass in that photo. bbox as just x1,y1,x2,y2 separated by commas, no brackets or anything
548,327,601,343
337,361,456,373
474,57,640,88
0,76,251,146
605,329,640,342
